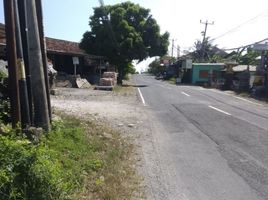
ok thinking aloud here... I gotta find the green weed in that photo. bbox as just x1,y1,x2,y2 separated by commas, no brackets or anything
0,113,140,200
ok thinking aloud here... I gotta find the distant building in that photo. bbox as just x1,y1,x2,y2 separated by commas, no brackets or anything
191,63,225,85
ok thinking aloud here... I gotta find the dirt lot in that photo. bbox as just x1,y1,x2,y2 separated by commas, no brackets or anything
51,86,145,134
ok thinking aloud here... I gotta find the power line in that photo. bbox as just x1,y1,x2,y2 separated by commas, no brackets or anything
222,37,268,51
209,9,268,42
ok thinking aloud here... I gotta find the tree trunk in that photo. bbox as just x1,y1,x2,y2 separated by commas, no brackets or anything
117,64,124,85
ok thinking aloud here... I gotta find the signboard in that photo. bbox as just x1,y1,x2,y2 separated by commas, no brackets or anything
72,57,79,65
98,65,106,69
182,59,192,69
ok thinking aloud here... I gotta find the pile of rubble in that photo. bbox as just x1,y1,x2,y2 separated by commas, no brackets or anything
55,73,91,89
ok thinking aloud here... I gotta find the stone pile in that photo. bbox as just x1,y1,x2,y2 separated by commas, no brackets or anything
99,72,117,86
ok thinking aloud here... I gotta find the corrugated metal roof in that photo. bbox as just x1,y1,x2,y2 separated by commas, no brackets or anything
193,63,225,66
232,65,256,72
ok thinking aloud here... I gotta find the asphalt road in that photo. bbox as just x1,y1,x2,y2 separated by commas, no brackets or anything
133,74,268,200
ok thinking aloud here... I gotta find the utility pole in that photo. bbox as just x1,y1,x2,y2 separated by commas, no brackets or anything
4,0,21,127
18,0,34,124
14,0,31,128
26,0,50,131
171,39,175,58
36,0,52,122
200,20,214,61
177,45,180,58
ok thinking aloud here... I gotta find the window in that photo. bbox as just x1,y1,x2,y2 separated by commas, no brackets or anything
199,70,209,78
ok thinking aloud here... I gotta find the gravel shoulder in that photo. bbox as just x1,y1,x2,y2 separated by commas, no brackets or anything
51,85,159,199
51,86,145,133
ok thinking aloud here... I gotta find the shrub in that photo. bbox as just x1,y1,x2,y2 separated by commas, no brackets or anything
0,132,71,200
0,74,10,124
0,115,139,200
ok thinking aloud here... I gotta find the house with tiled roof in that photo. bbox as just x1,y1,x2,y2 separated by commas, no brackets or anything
0,23,110,83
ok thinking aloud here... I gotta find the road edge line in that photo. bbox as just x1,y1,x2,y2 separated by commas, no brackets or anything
138,88,146,106
234,96,263,106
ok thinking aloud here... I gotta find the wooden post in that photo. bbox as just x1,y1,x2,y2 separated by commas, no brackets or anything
26,0,50,131
17,0,34,124
14,0,31,128
3,0,21,127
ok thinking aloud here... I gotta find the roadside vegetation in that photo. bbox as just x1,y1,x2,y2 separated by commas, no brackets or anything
80,1,169,84
0,112,141,200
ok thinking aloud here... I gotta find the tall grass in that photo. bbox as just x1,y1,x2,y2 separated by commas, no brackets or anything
0,114,140,200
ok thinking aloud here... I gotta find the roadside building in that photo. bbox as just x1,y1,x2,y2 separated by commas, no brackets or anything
232,65,256,90
0,23,108,84
45,37,107,83
181,59,192,83
191,63,225,85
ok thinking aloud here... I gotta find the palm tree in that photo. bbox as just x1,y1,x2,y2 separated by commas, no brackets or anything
191,37,226,63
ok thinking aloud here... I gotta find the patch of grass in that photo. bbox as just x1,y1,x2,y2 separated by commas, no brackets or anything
72,116,141,199
235,91,250,97
0,114,141,200
166,77,176,85
113,85,135,96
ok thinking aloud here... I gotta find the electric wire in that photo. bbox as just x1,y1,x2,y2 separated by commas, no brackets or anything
209,9,268,43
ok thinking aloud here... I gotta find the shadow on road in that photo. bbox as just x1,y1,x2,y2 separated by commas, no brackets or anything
123,84,148,88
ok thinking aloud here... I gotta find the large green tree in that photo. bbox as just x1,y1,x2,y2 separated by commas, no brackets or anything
80,1,169,83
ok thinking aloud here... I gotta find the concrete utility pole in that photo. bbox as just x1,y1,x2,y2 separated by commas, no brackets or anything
200,20,214,61
171,39,175,58
4,0,21,127
36,0,52,122
177,45,180,58
17,0,34,124
26,0,50,131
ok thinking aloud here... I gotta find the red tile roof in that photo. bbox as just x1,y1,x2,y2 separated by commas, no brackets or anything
0,23,85,55
45,37,85,55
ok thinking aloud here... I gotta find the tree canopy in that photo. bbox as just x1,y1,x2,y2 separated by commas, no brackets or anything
190,37,228,63
80,1,169,82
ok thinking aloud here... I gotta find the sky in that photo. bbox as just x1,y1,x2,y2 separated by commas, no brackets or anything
1,0,268,72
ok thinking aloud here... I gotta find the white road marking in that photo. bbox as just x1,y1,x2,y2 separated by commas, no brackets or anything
181,92,190,97
234,96,263,106
209,105,232,116
138,88,146,106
